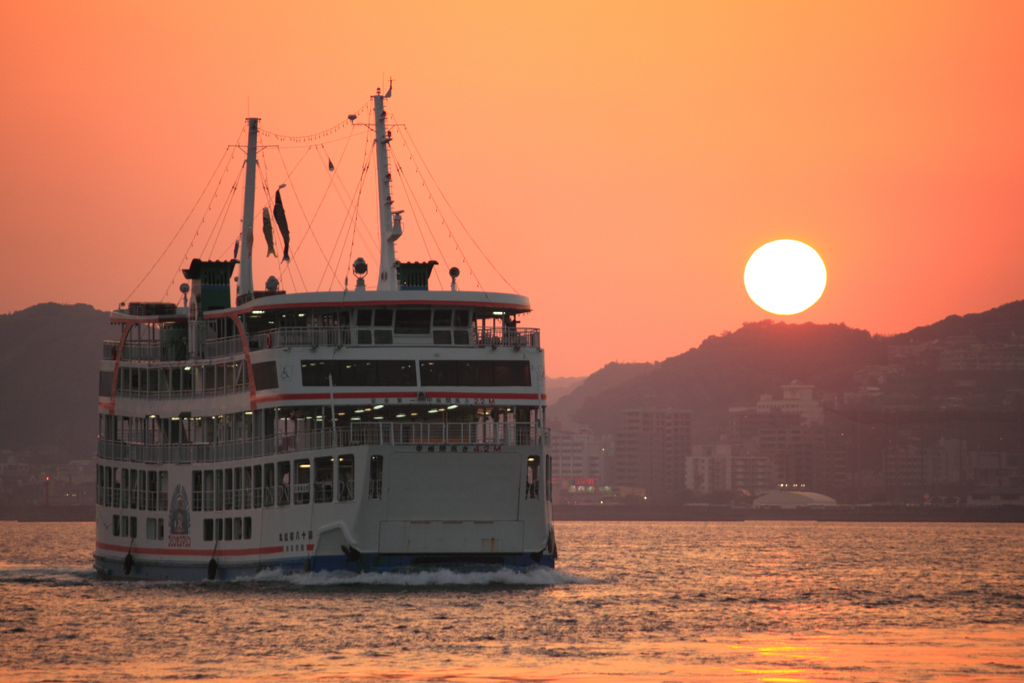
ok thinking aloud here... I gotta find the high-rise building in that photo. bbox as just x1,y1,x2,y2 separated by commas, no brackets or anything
613,408,691,501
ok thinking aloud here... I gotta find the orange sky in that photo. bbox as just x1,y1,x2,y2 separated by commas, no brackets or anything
3,1,1023,377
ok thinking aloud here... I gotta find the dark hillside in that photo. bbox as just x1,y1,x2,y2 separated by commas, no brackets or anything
547,361,655,428
574,321,886,435
0,303,110,461
889,300,1024,344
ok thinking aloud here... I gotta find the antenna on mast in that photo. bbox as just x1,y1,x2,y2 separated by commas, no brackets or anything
238,117,259,302
374,85,400,290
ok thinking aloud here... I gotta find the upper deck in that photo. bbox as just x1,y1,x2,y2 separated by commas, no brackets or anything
104,289,539,363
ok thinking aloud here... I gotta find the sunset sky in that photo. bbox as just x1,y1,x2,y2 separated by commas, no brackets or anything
3,1,1023,377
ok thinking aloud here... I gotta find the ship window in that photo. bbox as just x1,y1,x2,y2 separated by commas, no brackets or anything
171,368,181,392
378,361,416,386
112,468,122,508
454,310,470,327
546,454,553,502
147,471,156,511
294,459,311,505
158,471,168,511
216,518,224,541
204,470,214,511
203,518,213,541
252,361,279,390
458,361,494,386
99,371,114,398
234,517,242,540
338,455,354,502
526,457,539,499
129,469,138,509
357,330,372,344
244,467,253,509
224,468,233,510
113,515,120,536
159,518,164,540
253,465,262,508
374,309,393,327
146,518,157,540
419,361,459,386
369,455,383,499
433,330,452,345
433,309,452,327
149,369,158,393
264,464,275,507
244,517,252,540
215,469,224,511
121,469,129,508
356,309,373,326
192,471,203,511
277,461,291,506
373,330,393,345
314,457,333,503
224,518,232,541
494,361,531,386
395,309,431,334
129,516,138,539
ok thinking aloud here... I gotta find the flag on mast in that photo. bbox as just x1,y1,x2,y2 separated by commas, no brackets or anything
262,207,277,257
273,190,291,262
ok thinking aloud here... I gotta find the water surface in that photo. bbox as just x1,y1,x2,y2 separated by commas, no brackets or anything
1,521,1022,681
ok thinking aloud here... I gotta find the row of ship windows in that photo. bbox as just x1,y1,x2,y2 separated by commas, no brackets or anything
103,362,248,396
247,308,474,335
103,359,533,396
96,467,168,510
190,455,369,510
295,360,531,388
111,515,164,540
203,517,253,541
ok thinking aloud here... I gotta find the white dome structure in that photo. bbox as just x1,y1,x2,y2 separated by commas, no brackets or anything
753,490,837,509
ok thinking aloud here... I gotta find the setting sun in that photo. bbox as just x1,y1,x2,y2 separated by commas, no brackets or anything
744,239,827,315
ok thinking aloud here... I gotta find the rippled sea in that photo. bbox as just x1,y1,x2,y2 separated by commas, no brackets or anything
1,521,1023,682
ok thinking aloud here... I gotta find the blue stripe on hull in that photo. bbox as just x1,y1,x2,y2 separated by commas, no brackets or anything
94,553,554,581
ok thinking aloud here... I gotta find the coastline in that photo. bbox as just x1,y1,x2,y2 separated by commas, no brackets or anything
5,504,1024,523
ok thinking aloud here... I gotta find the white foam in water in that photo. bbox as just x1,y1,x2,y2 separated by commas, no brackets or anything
239,565,598,587
0,563,95,586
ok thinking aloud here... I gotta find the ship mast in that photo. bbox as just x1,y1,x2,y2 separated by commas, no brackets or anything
374,87,402,290
238,117,259,301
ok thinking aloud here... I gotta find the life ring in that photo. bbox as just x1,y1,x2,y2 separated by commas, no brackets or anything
265,333,272,349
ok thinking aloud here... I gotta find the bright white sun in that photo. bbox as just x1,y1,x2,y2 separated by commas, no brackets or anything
744,239,827,315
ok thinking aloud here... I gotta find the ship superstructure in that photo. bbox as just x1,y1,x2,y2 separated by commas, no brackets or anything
94,89,554,580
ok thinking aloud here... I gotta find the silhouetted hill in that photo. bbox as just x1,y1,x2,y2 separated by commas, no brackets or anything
0,303,109,461
547,362,656,429
889,300,1024,344
571,321,886,435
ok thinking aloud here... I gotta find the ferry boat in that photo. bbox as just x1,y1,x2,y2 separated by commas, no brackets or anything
94,89,555,580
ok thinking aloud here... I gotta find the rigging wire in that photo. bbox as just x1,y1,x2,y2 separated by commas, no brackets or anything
390,124,485,294
321,124,381,256
392,155,449,290
396,123,519,294
319,139,373,291
124,132,241,303
255,141,295,294
199,163,245,260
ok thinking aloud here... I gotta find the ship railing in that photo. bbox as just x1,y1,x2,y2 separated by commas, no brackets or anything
107,340,189,362
249,327,352,352
115,383,248,401
97,422,544,464
475,328,540,349
204,336,244,358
